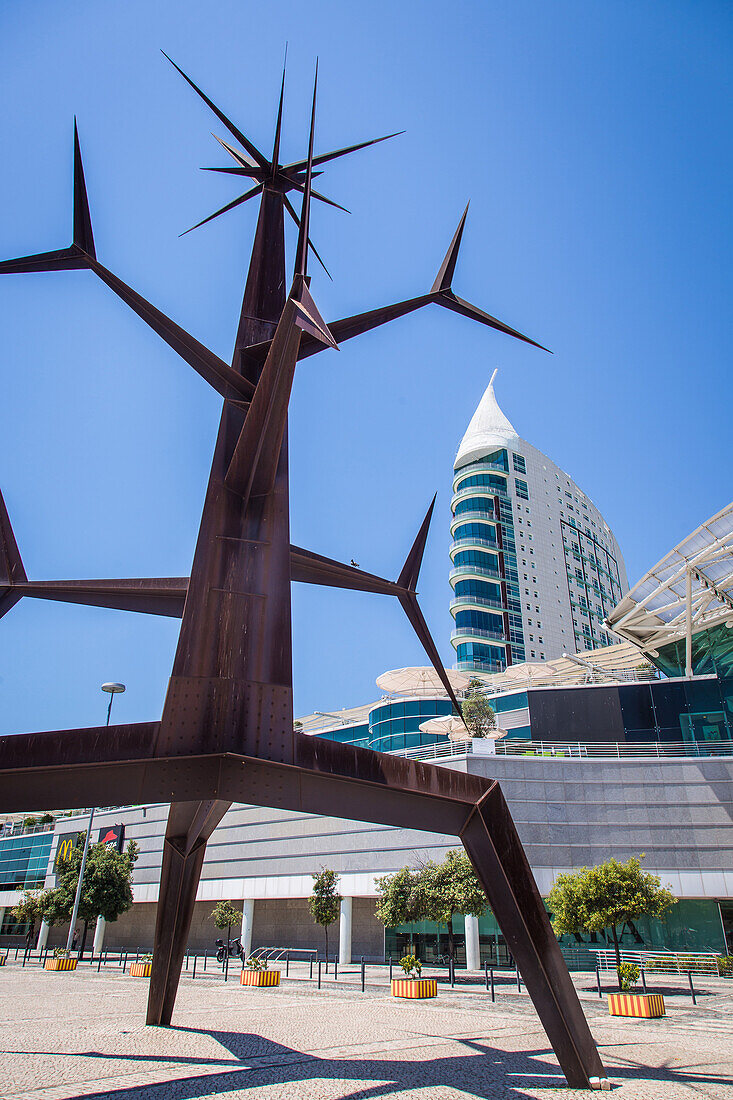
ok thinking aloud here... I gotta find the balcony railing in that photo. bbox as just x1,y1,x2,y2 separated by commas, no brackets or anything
451,626,507,644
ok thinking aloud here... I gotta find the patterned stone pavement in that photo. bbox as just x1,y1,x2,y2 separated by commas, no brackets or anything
0,962,732,1099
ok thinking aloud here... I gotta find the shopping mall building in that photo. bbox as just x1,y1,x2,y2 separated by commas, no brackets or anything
1,378,731,968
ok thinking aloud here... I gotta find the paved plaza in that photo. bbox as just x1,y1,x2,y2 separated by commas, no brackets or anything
1,962,732,1099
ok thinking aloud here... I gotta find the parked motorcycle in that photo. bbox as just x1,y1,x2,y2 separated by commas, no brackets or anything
215,937,244,963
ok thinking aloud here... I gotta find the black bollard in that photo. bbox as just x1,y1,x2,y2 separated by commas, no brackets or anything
318,959,322,989
516,966,522,992
203,951,207,972
490,967,495,1002
286,950,290,978
361,956,365,992
224,952,229,983
389,957,393,982
641,967,647,994
122,953,127,974
484,960,489,991
192,955,197,980
596,965,603,999
309,956,313,980
334,955,338,981
97,953,102,973
688,971,696,1005
325,955,328,975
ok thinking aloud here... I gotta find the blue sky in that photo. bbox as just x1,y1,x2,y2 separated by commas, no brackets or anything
0,0,731,733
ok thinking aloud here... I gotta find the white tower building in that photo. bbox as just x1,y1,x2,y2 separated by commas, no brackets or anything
450,370,628,671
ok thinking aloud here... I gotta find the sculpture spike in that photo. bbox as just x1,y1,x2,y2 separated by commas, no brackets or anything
284,130,404,173
0,489,26,620
73,118,96,258
283,195,331,279
295,60,318,278
161,51,270,171
398,495,436,592
430,202,468,294
271,46,287,174
0,122,95,274
180,183,264,237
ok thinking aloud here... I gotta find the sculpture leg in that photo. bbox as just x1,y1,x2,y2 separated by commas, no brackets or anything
147,799,229,1026
460,784,605,1089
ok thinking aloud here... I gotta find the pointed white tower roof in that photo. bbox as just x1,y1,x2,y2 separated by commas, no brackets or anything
455,369,520,468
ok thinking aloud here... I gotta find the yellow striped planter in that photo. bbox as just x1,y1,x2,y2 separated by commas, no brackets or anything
240,968,280,987
391,978,438,999
129,962,152,978
0,954,6,967
608,992,665,1018
45,957,77,971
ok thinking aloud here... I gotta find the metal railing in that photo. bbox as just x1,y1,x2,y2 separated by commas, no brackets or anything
395,737,733,762
593,949,720,974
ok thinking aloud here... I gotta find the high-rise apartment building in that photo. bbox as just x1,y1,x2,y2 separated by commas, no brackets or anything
450,370,628,672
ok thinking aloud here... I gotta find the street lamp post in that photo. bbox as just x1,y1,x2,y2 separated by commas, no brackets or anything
65,683,125,954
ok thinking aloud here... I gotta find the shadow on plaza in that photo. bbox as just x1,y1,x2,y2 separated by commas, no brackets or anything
29,1027,733,1100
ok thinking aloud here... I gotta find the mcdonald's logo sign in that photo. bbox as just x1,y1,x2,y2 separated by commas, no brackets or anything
53,832,82,873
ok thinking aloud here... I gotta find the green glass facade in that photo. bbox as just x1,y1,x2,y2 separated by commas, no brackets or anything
385,899,729,969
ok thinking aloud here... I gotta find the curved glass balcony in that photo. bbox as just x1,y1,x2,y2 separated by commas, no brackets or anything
449,595,505,614
449,564,503,584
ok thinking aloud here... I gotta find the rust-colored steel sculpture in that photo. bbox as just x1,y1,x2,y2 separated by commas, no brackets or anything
0,55,604,1087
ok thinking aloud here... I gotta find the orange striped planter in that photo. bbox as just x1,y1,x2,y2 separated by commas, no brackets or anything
45,958,77,971
129,962,152,978
240,969,280,987
608,993,665,1018
391,978,437,999
0,954,6,966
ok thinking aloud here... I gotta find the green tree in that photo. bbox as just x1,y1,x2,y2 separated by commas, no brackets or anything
375,851,487,962
547,855,676,976
309,868,341,960
419,850,488,961
47,834,139,954
11,889,45,946
375,867,425,954
461,678,496,738
212,899,242,952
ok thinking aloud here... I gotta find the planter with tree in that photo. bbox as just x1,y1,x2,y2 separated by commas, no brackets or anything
240,955,280,987
391,954,437,999
309,868,341,962
45,947,77,972
547,855,674,1019
130,953,153,978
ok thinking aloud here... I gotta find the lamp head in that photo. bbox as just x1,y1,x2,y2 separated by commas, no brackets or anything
101,682,126,694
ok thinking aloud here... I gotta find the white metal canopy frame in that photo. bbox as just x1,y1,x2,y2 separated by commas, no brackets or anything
606,502,733,674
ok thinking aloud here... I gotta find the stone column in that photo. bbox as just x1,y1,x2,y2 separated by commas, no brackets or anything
464,913,481,971
241,898,255,960
339,896,352,965
36,920,50,952
93,915,106,956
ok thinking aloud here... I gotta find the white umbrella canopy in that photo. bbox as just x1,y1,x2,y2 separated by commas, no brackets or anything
419,715,507,742
498,661,557,686
375,666,473,697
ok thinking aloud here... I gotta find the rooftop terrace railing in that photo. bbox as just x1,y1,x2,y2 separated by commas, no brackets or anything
393,737,733,762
